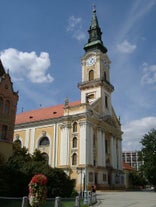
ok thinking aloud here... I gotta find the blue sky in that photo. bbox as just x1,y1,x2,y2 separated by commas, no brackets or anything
0,0,156,151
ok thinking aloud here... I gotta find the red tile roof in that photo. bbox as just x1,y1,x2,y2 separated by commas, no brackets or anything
123,162,135,171
15,100,81,125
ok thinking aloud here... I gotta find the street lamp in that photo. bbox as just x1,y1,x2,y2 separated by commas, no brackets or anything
83,167,88,205
76,167,83,197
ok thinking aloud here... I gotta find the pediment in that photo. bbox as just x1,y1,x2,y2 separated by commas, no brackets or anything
89,97,102,114
87,99,121,129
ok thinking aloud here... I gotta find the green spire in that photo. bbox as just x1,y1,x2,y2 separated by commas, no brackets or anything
90,5,100,30
84,6,107,53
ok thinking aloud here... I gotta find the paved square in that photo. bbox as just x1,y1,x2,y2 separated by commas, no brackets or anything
95,191,156,207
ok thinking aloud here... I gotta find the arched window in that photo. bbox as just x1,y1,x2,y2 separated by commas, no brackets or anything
0,97,3,113
72,153,77,165
89,70,94,81
39,137,50,146
73,122,77,133
4,100,10,114
72,137,77,148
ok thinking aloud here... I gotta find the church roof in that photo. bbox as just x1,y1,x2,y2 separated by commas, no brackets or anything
123,162,135,171
15,100,81,125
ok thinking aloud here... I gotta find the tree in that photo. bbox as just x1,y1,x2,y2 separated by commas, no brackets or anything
129,171,147,188
140,129,156,189
0,143,75,197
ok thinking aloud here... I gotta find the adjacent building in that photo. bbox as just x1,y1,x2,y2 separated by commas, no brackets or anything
123,162,135,189
0,60,18,162
122,151,144,171
14,8,123,190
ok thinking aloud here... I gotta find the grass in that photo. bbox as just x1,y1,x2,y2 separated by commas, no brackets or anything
0,198,79,207
0,197,90,207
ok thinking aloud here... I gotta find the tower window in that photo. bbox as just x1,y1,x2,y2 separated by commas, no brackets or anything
89,70,94,81
72,153,77,165
86,93,95,103
73,122,77,132
105,96,108,108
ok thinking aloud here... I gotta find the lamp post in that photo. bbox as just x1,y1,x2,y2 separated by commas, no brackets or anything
77,167,83,197
83,167,88,205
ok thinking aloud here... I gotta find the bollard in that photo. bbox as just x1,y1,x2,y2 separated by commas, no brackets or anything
21,196,29,207
91,193,97,204
54,196,61,207
75,196,80,207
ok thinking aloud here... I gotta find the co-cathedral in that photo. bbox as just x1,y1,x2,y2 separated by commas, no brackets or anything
14,8,124,191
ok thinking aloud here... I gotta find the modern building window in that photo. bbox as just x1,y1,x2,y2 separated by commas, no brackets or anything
72,153,77,165
73,122,77,133
89,70,94,81
0,97,3,113
72,137,77,148
4,100,10,114
1,125,7,139
39,137,50,146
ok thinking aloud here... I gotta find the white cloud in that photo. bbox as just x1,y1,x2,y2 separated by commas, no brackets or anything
115,0,156,43
0,48,53,83
141,62,156,85
117,40,136,54
66,16,86,41
66,16,82,32
122,117,156,151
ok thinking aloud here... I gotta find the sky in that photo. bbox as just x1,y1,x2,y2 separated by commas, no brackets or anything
0,0,156,151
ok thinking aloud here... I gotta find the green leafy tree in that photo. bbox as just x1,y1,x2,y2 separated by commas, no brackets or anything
0,143,75,197
32,149,47,162
140,129,156,189
129,171,147,188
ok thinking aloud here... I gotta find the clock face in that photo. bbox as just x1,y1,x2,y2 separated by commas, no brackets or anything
86,56,96,66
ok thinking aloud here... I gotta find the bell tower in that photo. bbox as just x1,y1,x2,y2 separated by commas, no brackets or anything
78,7,114,115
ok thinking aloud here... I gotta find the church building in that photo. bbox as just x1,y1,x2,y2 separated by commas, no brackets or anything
14,8,123,190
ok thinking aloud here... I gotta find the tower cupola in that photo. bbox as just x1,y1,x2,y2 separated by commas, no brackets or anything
84,7,107,53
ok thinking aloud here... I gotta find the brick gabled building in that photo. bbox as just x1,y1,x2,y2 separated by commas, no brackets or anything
0,60,18,162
